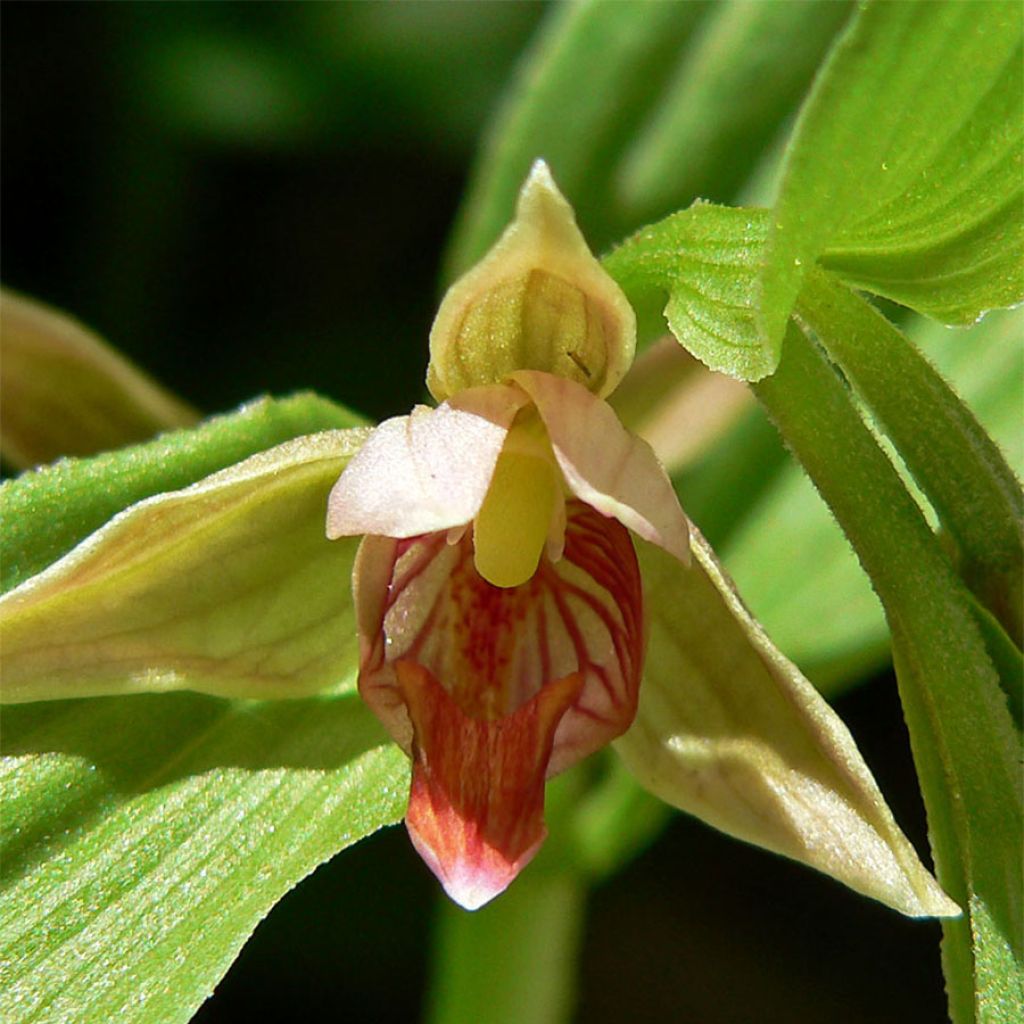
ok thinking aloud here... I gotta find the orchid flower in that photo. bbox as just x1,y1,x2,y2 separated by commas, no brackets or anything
0,167,958,921
322,161,960,917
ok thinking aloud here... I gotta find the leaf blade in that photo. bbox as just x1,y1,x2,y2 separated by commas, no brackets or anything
2,391,366,595
759,0,1024,350
1,692,408,1024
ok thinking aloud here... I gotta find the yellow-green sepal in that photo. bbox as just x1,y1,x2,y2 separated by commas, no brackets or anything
428,160,636,402
1,430,370,704
616,531,960,919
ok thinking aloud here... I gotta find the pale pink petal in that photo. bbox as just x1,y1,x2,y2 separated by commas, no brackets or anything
511,370,691,564
326,385,527,540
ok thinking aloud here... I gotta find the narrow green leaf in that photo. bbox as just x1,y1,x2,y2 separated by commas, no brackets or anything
444,0,708,278
1,430,369,704
604,204,773,380
0,289,199,469
617,0,851,220
798,271,1024,645
1,691,408,1024
614,199,1023,691
755,324,1023,1023
616,533,957,919
760,0,1023,351
2,391,365,594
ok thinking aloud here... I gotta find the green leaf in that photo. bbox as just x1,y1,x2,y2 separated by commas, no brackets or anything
755,324,1022,1024
0,397,406,1024
1,691,408,1024
1,430,370,704
604,203,773,380
616,532,957,919
2,391,365,594
759,0,1024,351
798,270,1024,646
617,0,851,220
0,290,199,470
444,0,707,278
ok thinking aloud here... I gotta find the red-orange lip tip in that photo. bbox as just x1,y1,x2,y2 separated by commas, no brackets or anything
405,815,545,911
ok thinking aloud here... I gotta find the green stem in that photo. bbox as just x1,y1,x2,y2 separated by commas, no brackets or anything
797,269,1024,646
754,324,1022,1024
425,871,585,1024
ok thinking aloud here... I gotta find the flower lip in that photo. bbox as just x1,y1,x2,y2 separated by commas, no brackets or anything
352,504,645,907
398,660,582,910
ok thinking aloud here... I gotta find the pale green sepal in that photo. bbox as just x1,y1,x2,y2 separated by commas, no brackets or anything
615,532,960,919
1,691,408,1024
0,429,370,704
0,289,199,468
2,391,366,596
428,160,636,402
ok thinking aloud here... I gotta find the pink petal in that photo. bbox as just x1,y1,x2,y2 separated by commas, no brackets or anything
510,370,691,564
397,661,582,909
326,385,527,540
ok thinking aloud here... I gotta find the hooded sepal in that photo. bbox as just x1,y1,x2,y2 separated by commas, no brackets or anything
398,660,582,909
427,160,636,402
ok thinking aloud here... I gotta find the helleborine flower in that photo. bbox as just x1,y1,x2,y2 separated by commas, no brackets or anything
327,162,688,908
324,161,960,917
0,163,956,922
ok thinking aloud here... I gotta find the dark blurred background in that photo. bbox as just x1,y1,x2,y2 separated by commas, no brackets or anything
2,4,946,1022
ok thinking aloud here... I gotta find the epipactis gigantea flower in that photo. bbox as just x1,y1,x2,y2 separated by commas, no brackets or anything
323,162,959,918
0,164,958,923
327,162,688,908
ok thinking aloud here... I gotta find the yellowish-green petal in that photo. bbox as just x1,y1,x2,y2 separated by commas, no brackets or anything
427,160,636,402
0,430,369,704
615,532,960,919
